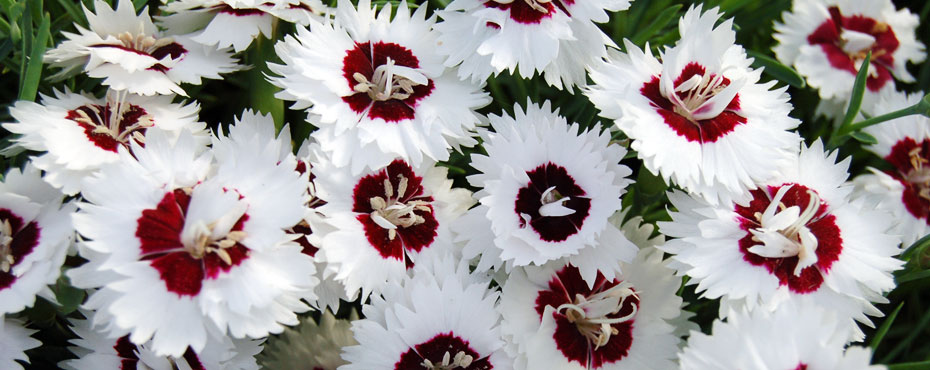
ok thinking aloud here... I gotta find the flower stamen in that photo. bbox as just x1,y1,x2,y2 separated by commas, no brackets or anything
0,219,15,273
369,174,431,240
748,185,823,276
71,90,154,147
420,350,474,370
555,282,639,350
538,186,576,217
353,57,427,102
905,147,930,201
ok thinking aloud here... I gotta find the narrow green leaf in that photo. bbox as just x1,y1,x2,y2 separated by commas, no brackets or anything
888,361,930,370
841,51,871,129
19,13,49,101
747,50,806,88
849,131,878,145
630,5,682,46
901,232,930,260
18,0,34,92
247,31,284,131
870,302,903,349
896,269,930,284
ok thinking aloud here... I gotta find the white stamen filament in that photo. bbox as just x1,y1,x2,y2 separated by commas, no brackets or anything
369,175,431,240
538,186,576,217
353,57,428,102
421,350,474,370
72,90,154,146
555,282,639,350
0,219,15,273
748,184,823,276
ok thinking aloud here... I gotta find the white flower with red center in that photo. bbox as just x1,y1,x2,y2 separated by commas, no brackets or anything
341,255,510,370
659,141,902,340
773,0,925,107
679,302,884,370
159,0,326,53
852,91,930,247
260,309,357,370
268,0,489,174
62,313,262,370
459,100,634,279
0,318,41,370
0,164,75,316
313,148,473,299
435,0,630,89
499,247,683,370
45,0,241,96
70,115,317,357
586,6,802,204
2,89,205,195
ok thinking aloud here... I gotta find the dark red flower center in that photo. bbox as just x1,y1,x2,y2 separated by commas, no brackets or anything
735,184,842,294
0,209,41,291
394,332,493,370
807,6,899,91
534,265,639,368
65,99,153,153
215,4,266,16
341,41,435,123
352,159,437,268
884,137,930,224
114,336,140,370
483,0,574,25
135,188,250,297
94,33,187,74
640,62,746,143
514,162,591,242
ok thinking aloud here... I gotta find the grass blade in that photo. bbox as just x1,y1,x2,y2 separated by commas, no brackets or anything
18,12,49,101
888,361,930,370
870,302,903,350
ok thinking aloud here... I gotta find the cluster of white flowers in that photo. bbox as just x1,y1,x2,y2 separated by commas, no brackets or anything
0,0,926,368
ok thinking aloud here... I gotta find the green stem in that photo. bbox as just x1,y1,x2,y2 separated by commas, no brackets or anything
830,92,930,148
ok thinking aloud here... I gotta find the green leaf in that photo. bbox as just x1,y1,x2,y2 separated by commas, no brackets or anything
630,5,682,46
18,12,49,101
870,302,903,350
901,232,930,260
888,361,930,370
896,269,930,284
849,131,878,145
246,29,284,131
55,0,87,25
841,51,871,129
53,273,85,315
746,50,806,88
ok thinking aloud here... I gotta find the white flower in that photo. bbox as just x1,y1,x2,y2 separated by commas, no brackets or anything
435,0,630,89
260,309,357,370
69,113,317,357
62,311,262,370
458,100,635,283
268,0,489,174
852,90,930,247
341,255,511,370
679,302,885,370
2,89,206,195
312,146,474,300
586,6,802,204
159,0,327,53
0,318,41,370
773,0,926,106
0,164,75,316
499,247,683,370
659,140,903,341
45,0,241,96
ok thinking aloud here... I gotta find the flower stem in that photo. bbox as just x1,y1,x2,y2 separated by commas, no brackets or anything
829,92,930,148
